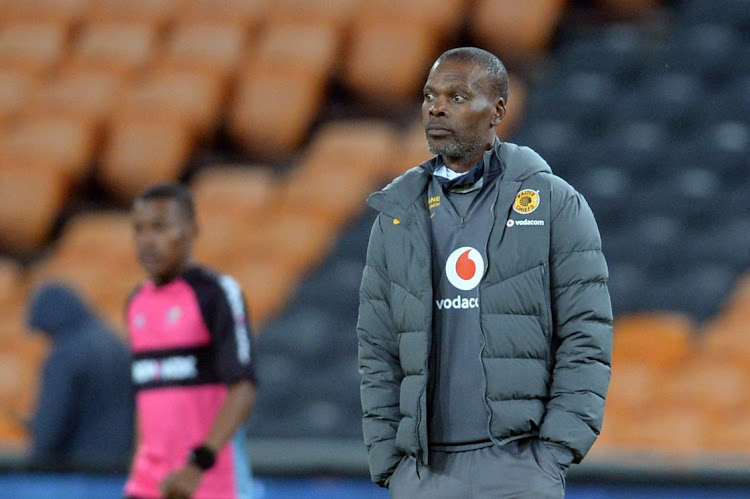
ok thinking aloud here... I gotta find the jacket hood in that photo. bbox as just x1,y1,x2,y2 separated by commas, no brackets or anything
27,283,96,338
368,140,552,216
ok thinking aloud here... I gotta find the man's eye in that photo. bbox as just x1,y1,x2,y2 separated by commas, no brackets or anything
452,95,466,103
424,92,435,100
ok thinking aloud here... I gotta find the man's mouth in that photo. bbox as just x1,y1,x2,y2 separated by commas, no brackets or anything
426,126,452,137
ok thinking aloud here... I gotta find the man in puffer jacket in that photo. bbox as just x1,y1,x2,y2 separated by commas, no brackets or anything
357,47,613,498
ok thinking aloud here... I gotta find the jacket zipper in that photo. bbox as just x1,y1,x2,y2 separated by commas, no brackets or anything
479,198,496,443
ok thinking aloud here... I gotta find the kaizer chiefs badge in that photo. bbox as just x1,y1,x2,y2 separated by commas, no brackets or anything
513,189,540,214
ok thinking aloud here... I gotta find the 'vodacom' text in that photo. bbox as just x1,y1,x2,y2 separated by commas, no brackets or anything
435,295,480,310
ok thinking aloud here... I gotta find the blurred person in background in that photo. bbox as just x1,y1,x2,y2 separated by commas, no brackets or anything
357,47,612,498
26,282,134,470
125,182,256,499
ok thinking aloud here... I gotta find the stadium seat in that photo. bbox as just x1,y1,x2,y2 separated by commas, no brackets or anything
524,70,618,131
0,165,69,255
0,0,89,24
469,0,565,66
612,312,695,369
85,0,182,28
353,0,467,39
227,66,326,158
227,258,300,329
554,24,647,83
29,210,144,335
192,165,276,224
654,23,741,85
159,21,249,77
0,257,26,338
0,69,37,124
238,212,338,276
265,0,361,27
192,165,277,265
393,120,432,177
300,119,399,181
343,20,438,106
66,22,159,78
250,21,340,78
0,113,97,184
611,72,704,135
179,0,268,26
25,68,124,126
277,165,375,230
0,21,69,76
595,0,662,19
661,355,749,414
608,405,709,453
99,115,194,202
115,67,225,137
0,335,48,420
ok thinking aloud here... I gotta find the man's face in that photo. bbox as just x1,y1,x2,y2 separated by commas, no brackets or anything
422,59,504,166
132,197,194,284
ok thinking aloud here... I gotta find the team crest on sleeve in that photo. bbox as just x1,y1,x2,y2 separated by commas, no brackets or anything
513,189,540,214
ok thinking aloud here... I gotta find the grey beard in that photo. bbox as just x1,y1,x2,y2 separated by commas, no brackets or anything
426,135,485,161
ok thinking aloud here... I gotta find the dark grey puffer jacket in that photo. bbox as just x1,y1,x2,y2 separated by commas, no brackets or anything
356,141,613,487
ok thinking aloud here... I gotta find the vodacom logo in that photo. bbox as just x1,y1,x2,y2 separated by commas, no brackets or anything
445,246,484,291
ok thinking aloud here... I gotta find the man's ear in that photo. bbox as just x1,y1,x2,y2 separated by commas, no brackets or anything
491,98,506,127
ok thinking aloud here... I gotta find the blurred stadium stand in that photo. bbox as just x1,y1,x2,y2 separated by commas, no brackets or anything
0,0,749,493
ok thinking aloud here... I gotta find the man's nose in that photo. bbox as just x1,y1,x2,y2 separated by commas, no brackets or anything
430,97,447,116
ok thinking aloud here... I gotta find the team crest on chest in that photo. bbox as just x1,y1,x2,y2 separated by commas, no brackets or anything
513,189,540,214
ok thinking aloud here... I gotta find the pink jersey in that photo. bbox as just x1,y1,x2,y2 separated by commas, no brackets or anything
124,266,255,499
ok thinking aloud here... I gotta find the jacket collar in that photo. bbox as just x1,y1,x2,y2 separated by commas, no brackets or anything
367,139,552,219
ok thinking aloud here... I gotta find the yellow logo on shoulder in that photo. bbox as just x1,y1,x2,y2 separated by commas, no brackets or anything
513,189,540,214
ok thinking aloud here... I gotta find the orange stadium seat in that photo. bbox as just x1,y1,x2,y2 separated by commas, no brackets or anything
705,411,750,454
0,165,69,254
612,311,696,369
598,404,710,454
192,165,276,224
278,165,375,230
85,0,182,28
301,119,399,179
227,258,299,330
251,21,341,78
0,257,27,338
116,67,225,137
228,66,326,158
469,0,566,66
29,210,144,335
99,115,194,202
0,69,37,124
0,113,97,184
498,73,528,138
604,360,662,414
0,0,90,24
660,354,750,415
354,0,467,41
0,335,47,448
25,68,124,126
179,0,268,26
265,0,362,27
0,21,69,76
159,21,249,77
239,212,338,276
66,22,159,78
343,19,439,106
192,166,277,266
395,120,433,177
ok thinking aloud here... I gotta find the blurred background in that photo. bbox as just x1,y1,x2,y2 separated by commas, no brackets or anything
0,0,748,497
